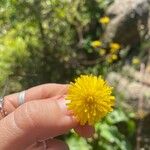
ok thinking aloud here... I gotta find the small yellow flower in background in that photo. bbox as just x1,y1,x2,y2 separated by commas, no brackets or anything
132,57,140,65
91,40,102,48
110,43,121,53
111,54,118,60
98,48,106,56
106,56,113,63
110,48,119,54
66,75,115,125
99,16,110,24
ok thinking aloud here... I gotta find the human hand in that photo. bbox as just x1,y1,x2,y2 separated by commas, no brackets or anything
0,84,94,150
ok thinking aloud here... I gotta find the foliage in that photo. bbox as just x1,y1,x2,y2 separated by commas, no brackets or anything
66,108,135,150
0,0,149,149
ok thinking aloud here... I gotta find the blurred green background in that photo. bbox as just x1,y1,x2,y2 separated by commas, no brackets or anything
0,0,150,149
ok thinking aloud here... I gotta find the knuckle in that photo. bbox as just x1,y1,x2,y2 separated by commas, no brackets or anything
13,102,37,132
24,100,62,128
24,101,41,129
13,99,64,136
45,100,62,123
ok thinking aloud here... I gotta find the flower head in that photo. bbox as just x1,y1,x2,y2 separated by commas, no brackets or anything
66,75,115,125
132,57,140,65
98,48,106,56
110,43,121,53
111,54,118,60
99,16,110,24
106,56,113,63
91,40,102,48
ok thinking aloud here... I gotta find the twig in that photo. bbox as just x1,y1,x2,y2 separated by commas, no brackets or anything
136,63,145,150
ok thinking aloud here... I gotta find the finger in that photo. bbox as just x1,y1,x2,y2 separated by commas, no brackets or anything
26,139,69,150
74,125,95,138
0,98,77,150
3,84,67,113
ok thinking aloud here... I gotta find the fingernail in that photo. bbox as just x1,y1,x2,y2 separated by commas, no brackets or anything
58,99,78,126
57,99,76,119
57,99,68,113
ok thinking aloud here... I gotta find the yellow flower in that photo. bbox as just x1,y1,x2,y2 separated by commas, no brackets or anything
91,40,102,48
110,48,119,54
66,75,115,125
111,54,118,60
106,56,113,63
99,16,110,24
132,57,140,65
110,43,121,53
98,48,106,56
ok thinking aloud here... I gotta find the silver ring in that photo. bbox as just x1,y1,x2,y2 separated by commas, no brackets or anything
18,91,26,106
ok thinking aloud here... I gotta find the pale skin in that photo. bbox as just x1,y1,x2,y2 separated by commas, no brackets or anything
0,84,94,150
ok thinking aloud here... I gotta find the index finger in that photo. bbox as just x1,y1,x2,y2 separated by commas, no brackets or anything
4,84,68,113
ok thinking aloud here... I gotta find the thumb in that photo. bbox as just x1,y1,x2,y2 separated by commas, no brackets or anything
0,98,77,150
